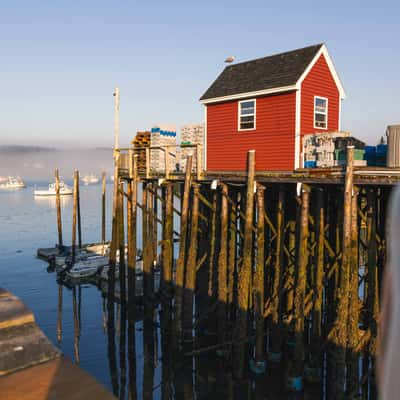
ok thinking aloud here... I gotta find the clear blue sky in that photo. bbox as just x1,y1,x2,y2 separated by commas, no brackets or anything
1,0,399,147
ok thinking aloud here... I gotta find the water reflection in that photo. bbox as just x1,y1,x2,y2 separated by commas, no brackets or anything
34,193,72,208
53,272,322,400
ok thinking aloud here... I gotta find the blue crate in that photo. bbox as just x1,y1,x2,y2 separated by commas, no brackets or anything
304,161,317,168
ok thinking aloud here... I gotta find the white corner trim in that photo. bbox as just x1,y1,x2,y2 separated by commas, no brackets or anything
295,89,301,169
296,44,346,99
199,85,297,104
204,105,207,170
338,99,342,131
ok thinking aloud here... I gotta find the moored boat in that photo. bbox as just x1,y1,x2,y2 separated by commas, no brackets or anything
34,181,73,196
82,174,100,185
0,176,26,189
65,255,109,279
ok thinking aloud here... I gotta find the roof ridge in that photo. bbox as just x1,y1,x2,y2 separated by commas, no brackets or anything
224,43,324,69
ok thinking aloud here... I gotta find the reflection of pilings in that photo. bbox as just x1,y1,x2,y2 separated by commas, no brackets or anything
119,302,127,400
107,291,119,396
183,183,200,342
234,150,255,378
143,316,155,400
72,286,80,364
57,284,63,342
127,304,138,400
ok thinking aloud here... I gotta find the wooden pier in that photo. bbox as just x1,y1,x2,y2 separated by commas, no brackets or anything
107,145,397,397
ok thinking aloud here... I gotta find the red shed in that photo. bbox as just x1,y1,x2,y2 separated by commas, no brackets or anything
200,44,346,171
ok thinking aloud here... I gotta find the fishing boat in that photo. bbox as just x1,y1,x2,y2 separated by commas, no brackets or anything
0,176,26,189
34,181,73,196
82,174,100,185
65,255,109,279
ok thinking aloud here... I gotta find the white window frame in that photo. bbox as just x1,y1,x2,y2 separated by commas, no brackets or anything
238,99,256,131
313,96,328,130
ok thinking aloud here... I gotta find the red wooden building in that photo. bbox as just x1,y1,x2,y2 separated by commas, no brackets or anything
200,44,346,171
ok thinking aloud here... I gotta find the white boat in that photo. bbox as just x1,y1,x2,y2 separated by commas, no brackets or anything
34,181,73,196
0,176,26,189
65,256,109,279
99,260,144,281
82,174,100,185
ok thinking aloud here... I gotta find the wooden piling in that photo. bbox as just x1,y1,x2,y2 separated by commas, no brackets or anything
309,187,324,374
254,184,265,364
366,187,378,398
162,182,174,300
76,170,82,248
54,168,63,248
118,180,126,303
183,183,200,341
347,186,359,395
227,188,237,316
217,183,229,344
142,182,152,301
234,150,255,378
174,155,193,343
330,145,354,398
270,187,285,360
102,172,106,249
290,185,310,384
72,170,78,264
127,154,137,299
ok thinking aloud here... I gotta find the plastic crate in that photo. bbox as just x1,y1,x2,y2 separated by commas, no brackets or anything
304,161,317,168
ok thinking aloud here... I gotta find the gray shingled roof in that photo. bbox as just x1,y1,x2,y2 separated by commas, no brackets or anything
200,44,324,101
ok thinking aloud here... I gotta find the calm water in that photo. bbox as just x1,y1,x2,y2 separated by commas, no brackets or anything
0,183,313,399
0,183,120,387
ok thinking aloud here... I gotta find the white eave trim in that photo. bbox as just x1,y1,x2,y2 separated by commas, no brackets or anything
296,44,346,99
199,85,297,104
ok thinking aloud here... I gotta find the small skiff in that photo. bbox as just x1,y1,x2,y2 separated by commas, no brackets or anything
65,256,109,279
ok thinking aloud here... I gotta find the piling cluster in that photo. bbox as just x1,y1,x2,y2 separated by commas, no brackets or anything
103,146,387,398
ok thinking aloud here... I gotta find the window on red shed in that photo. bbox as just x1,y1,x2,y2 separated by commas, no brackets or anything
314,97,328,129
238,99,256,130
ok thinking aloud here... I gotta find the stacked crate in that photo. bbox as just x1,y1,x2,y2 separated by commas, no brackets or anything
180,124,205,172
150,125,177,173
132,131,151,174
334,136,367,167
303,132,367,168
